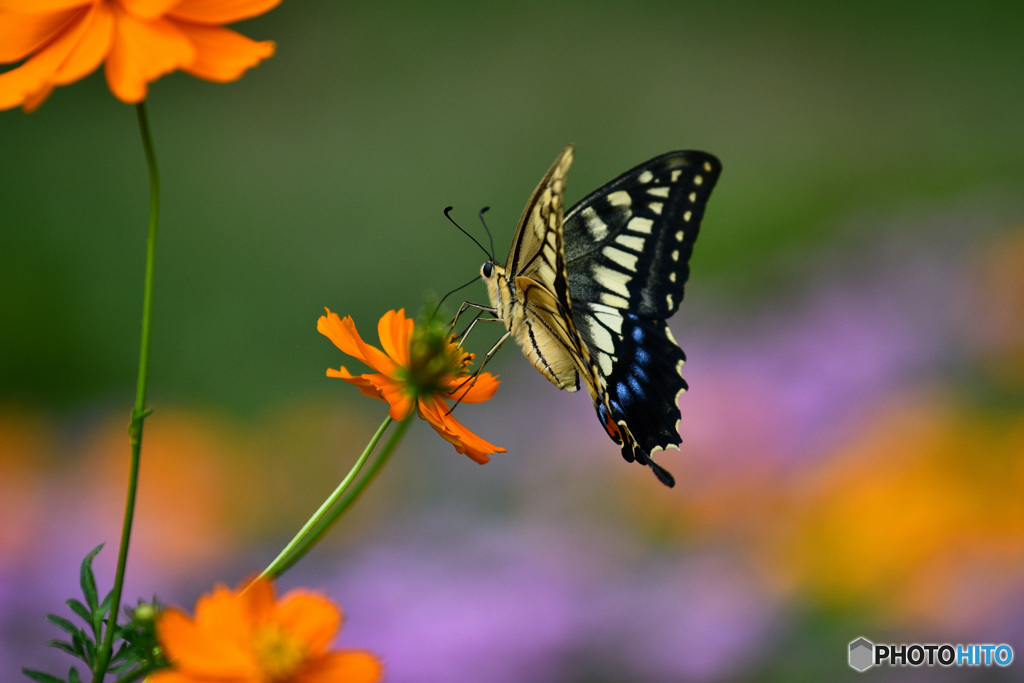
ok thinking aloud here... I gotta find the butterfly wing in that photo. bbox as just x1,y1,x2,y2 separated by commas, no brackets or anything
490,146,592,392
482,147,720,487
563,151,722,485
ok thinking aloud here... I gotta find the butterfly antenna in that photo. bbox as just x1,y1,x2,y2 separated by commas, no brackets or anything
445,206,493,261
477,206,496,261
431,274,482,321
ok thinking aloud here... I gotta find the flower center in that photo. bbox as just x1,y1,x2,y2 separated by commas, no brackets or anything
251,624,308,682
406,323,466,395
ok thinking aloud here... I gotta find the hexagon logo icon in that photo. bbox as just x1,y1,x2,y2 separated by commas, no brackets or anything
849,637,875,672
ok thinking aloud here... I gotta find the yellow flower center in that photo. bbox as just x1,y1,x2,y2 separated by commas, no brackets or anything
406,322,466,395
251,624,308,682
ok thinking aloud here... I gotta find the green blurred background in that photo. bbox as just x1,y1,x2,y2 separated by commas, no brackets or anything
2,1,1023,681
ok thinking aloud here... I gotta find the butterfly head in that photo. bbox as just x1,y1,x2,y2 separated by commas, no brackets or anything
480,259,509,319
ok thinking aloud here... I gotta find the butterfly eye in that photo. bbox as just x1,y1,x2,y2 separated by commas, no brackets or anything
481,262,494,278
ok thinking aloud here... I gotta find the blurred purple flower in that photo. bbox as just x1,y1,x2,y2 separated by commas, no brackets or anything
296,516,781,683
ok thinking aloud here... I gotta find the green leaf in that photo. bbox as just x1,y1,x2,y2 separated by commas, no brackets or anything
95,589,114,636
81,631,97,665
66,599,93,629
46,614,85,640
44,639,80,659
22,668,66,683
79,545,103,612
68,666,82,683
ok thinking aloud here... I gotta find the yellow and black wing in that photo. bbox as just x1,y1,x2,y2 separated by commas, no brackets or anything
482,146,721,487
490,146,592,393
563,150,722,487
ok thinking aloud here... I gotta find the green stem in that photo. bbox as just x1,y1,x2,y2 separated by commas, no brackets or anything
93,102,160,683
259,414,403,580
270,414,410,577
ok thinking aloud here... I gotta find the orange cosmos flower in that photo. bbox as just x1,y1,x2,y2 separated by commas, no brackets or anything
0,0,279,112
318,308,506,464
150,578,382,683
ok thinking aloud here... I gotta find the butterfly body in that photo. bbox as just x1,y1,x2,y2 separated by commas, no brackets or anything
479,145,721,486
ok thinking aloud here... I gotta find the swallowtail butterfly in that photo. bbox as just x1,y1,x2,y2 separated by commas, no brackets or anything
459,145,720,487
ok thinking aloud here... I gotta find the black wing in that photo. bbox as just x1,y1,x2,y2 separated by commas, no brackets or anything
563,151,721,482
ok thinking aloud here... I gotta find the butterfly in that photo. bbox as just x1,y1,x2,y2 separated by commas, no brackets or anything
456,145,721,487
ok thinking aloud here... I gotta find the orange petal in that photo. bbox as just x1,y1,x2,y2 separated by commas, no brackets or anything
295,651,383,683
418,395,505,464
119,0,179,20
0,0,88,11
146,670,215,683
367,374,416,421
318,309,397,377
156,605,256,677
0,6,82,63
169,0,282,24
377,308,412,369
444,371,500,404
318,310,364,359
50,0,113,85
327,366,386,398
19,82,54,111
273,591,340,653
327,368,389,403
236,576,276,623
0,5,87,110
174,21,274,82
103,5,194,103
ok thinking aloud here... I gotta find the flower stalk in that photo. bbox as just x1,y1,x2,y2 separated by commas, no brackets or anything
259,414,408,580
92,102,160,683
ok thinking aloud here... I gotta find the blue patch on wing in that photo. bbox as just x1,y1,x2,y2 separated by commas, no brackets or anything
600,314,687,462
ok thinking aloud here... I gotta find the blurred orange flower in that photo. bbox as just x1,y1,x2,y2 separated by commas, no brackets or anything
0,0,279,112
778,396,1024,626
318,308,505,464
151,578,382,683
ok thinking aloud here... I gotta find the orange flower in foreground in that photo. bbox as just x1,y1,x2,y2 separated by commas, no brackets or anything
0,0,279,112
151,578,382,683
318,308,506,464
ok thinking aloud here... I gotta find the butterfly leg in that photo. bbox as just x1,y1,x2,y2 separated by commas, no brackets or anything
446,329,512,413
450,301,497,333
457,313,505,347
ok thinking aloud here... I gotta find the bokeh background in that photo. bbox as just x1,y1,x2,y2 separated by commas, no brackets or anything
3,2,1024,680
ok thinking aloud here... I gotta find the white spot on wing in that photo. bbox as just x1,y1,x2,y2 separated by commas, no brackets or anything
615,234,645,252
592,264,631,297
598,352,613,377
650,202,663,215
638,170,654,183
704,161,712,172
666,293,674,308
671,250,679,261
600,292,628,307
688,192,696,203
593,308,624,334
671,170,682,182
588,324,615,354
683,210,692,221
602,246,639,271
628,216,654,234
694,175,704,186
674,230,684,241
665,324,680,346
669,272,677,282
647,186,670,198
606,191,631,207
581,207,608,240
